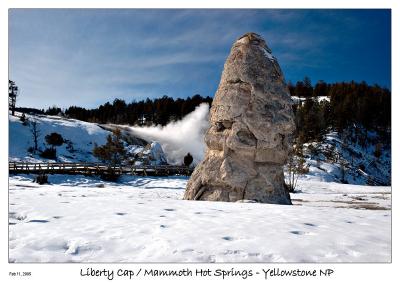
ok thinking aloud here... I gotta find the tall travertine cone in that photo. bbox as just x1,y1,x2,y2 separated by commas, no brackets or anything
184,32,295,204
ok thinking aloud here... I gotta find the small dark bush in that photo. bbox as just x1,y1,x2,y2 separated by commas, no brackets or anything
34,174,48,184
20,113,26,122
45,132,64,147
40,148,57,159
27,146,34,153
20,113,29,126
99,167,120,182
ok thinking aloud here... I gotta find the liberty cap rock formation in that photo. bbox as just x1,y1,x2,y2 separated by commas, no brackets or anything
184,32,295,204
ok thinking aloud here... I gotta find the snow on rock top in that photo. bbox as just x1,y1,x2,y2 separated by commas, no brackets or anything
235,32,275,61
260,46,275,61
140,142,168,165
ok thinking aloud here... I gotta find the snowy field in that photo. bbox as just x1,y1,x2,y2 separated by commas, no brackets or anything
9,174,391,263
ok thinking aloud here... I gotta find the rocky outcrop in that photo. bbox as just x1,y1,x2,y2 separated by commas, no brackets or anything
184,32,295,204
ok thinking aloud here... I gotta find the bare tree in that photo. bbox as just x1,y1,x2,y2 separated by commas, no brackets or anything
29,119,41,152
339,158,348,183
286,143,309,192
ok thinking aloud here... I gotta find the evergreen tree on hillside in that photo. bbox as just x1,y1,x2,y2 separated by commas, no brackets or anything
9,80,18,116
65,94,212,126
303,76,313,98
45,106,63,116
93,129,126,165
313,80,329,97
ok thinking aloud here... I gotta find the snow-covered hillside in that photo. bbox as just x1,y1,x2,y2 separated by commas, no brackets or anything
9,113,168,165
9,114,109,163
9,174,391,262
300,130,391,186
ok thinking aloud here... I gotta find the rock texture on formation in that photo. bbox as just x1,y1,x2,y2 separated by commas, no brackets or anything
184,32,295,204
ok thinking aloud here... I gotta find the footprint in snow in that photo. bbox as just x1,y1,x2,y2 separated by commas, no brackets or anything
53,216,63,219
160,225,167,228
28,219,49,223
208,255,216,262
10,213,27,221
65,241,101,255
181,248,194,253
115,213,127,216
164,209,175,212
212,209,224,212
248,252,261,257
290,230,314,235
224,249,243,255
304,223,317,227
222,236,234,241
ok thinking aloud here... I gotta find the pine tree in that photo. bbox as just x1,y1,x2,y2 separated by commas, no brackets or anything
303,76,313,98
93,129,126,165
9,80,18,116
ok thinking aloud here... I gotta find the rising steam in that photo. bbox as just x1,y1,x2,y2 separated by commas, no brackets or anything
128,103,210,165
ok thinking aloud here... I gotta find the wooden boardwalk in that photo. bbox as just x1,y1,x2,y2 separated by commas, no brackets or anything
9,162,193,176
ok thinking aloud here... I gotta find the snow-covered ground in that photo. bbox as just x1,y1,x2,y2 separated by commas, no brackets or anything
9,114,109,163
9,174,391,263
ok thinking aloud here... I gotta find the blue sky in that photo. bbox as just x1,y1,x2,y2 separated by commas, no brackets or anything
9,9,391,109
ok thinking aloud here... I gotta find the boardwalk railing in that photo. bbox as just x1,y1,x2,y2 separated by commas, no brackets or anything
9,162,193,176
